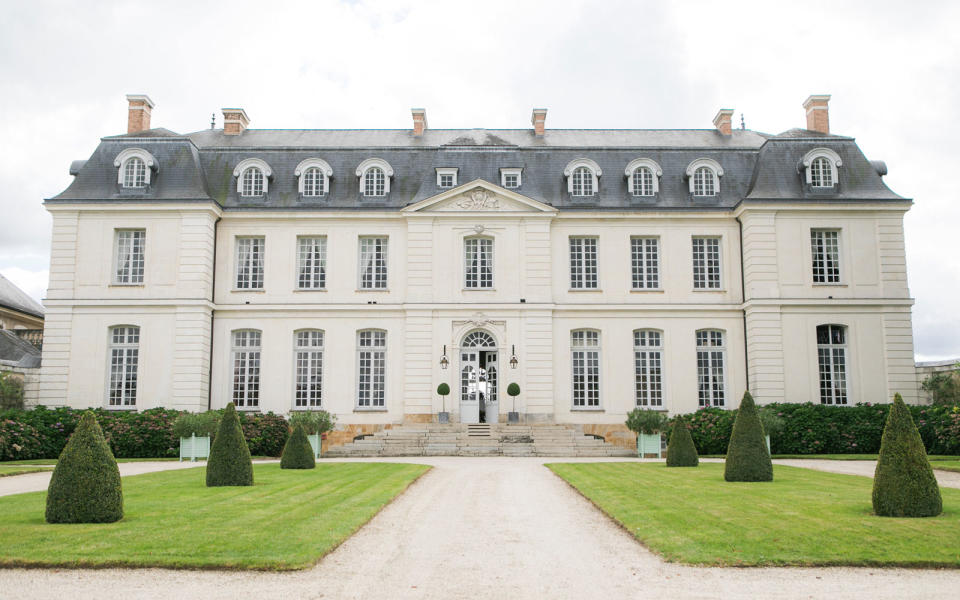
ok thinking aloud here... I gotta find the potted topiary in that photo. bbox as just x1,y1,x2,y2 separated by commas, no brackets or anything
758,407,784,455
288,410,336,459
626,409,668,458
437,383,451,424
173,411,219,462
506,383,521,423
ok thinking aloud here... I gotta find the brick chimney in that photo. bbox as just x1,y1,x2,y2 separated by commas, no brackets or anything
126,94,155,134
222,108,250,136
713,108,734,135
411,108,428,136
531,108,547,136
803,94,831,134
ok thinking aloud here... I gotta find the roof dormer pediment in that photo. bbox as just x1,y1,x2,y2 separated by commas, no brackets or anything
402,179,556,215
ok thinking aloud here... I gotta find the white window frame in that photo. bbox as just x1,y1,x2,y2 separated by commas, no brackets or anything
802,148,842,187
696,329,726,408
113,229,146,285
500,167,522,188
685,158,723,196
571,329,601,409
293,329,324,409
233,158,273,196
630,236,660,290
295,158,333,197
436,167,458,189
235,236,265,290
634,329,664,408
296,236,327,290
356,158,394,196
464,236,494,289
569,236,599,289
625,158,662,196
356,329,387,409
810,229,841,284
107,325,139,408
564,158,602,196
358,236,389,290
231,329,261,409
692,236,722,290
817,324,849,405
114,148,157,187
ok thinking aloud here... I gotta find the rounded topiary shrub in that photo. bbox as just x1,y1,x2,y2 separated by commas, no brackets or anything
281,423,316,470
666,418,699,467
724,391,773,482
872,393,942,517
206,403,253,487
45,411,123,523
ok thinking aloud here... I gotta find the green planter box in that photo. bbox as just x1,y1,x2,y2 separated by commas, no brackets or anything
307,433,322,459
637,433,663,458
179,434,210,462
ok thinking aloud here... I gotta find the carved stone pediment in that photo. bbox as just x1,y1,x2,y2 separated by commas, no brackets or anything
455,189,499,210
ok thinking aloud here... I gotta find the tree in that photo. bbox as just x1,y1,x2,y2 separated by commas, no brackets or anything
666,418,699,467
921,366,960,405
206,403,254,487
724,391,773,482
45,411,123,523
872,393,942,517
280,423,316,469
437,383,450,413
625,409,668,435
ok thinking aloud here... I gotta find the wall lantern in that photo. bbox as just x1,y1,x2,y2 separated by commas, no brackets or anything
510,344,519,369
440,345,449,370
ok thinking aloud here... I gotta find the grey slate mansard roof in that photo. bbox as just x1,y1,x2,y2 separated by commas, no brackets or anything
49,126,907,209
0,330,41,368
0,273,44,319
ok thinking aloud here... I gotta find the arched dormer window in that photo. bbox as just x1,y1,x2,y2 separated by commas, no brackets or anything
295,158,333,197
625,158,662,197
356,158,394,197
233,158,273,197
801,148,842,188
564,158,601,197
114,148,157,188
685,158,723,197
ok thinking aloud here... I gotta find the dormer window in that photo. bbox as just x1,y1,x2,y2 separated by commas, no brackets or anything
114,148,157,189
356,158,394,197
625,158,662,197
295,158,333,198
564,158,602,197
500,168,522,189
685,158,723,197
233,158,273,197
436,167,458,189
802,148,842,188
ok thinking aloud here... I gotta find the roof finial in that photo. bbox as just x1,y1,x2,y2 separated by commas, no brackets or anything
210,113,215,129
740,113,746,130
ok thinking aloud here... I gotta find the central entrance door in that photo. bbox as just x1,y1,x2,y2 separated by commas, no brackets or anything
459,331,499,424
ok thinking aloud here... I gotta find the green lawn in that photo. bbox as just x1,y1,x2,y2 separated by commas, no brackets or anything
548,462,960,567
0,466,51,478
697,454,960,461
933,461,960,473
0,457,278,465
0,462,429,570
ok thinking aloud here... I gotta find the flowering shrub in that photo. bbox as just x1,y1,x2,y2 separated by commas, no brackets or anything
0,419,48,460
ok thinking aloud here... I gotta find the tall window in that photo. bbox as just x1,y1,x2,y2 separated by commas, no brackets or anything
692,237,721,289
811,229,841,284
810,156,833,187
241,167,265,197
294,330,324,408
108,326,139,407
634,330,663,407
464,237,494,289
364,167,386,197
571,330,600,407
236,237,265,289
572,167,594,196
817,325,848,405
297,236,327,289
631,237,659,289
302,167,325,197
122,157,146,188
631,167,654,197
232,330,261,408
693,166,716,196
359,237,388,289
696,330,725,407
569,237,598,289
114,229,145,284
357,330,386,408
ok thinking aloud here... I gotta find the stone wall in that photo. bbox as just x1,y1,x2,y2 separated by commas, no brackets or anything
0,362,40,406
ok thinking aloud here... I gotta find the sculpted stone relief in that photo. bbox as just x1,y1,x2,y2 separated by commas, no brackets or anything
455,189,499,210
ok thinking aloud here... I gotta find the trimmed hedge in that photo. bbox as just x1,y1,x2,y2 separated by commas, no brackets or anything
280,424,316,469
665,418,699,467
206,403,253,487
45,411,123,523
724,391,773,482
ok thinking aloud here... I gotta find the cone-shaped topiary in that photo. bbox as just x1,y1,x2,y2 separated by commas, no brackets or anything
666,418,699,467
281,423,316,469
45,411,123,523
872,393,942,517
724,391,773,482
206,402,254,487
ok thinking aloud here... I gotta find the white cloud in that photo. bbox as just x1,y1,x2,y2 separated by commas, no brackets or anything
0,267,48,304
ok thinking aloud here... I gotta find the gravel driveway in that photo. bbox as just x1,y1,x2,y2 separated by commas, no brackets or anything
0,456,957,599
0,461,210,498
772,459,960,488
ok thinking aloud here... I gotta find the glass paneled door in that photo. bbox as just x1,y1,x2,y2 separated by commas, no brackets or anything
459,331,498,424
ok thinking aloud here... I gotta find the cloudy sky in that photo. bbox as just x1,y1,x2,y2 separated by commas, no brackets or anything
0,0,957,360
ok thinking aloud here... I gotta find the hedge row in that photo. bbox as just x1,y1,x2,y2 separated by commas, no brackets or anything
0,406,290,461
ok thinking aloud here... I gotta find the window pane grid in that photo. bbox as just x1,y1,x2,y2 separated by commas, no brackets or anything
464,238,494,289
294,330,324,408
817,325,848,405
572,167,593,196
634,330,663,407
810,157,833,187
692,237,721,289
364,167,385,196
297,237,326,289
359,237,388,289
236,237,265,289
232,330,261,408
571,331,600,407
122,158,146,188
357,330,386,407
302,167,324,196
569,237,598,289
241,168,264,197
693,166,716,196
108,326,139,407
632,167,654,196
631,237,659,289
115,230,145,284
811,230,840,283
504,174,519,188
696,330,725,407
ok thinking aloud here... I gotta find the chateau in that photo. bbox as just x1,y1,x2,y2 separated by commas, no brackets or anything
38,94,918,444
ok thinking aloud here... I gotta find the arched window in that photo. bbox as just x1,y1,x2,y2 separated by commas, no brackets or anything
356,158,394,197
107,325,140,407
295,158,333,197
462,330,496,348
231,329,261,408
686,158,723,196
696,329,725,407
634,330,663,408
809,157,832,187
123,157,146,188
817,324,848,405
802,148,842,188
294,330,324,408
571,329,601,407
233,158,273,197
242,168,264,197
357,329,387,408
625,158,662,196
303,168,324,196
564,158,602,197
572,167,593,196
114,148,157,188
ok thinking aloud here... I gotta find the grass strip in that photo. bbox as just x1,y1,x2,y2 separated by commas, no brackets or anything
0,467,52,478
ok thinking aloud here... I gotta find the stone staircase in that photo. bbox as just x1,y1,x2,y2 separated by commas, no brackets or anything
324,423,636,458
